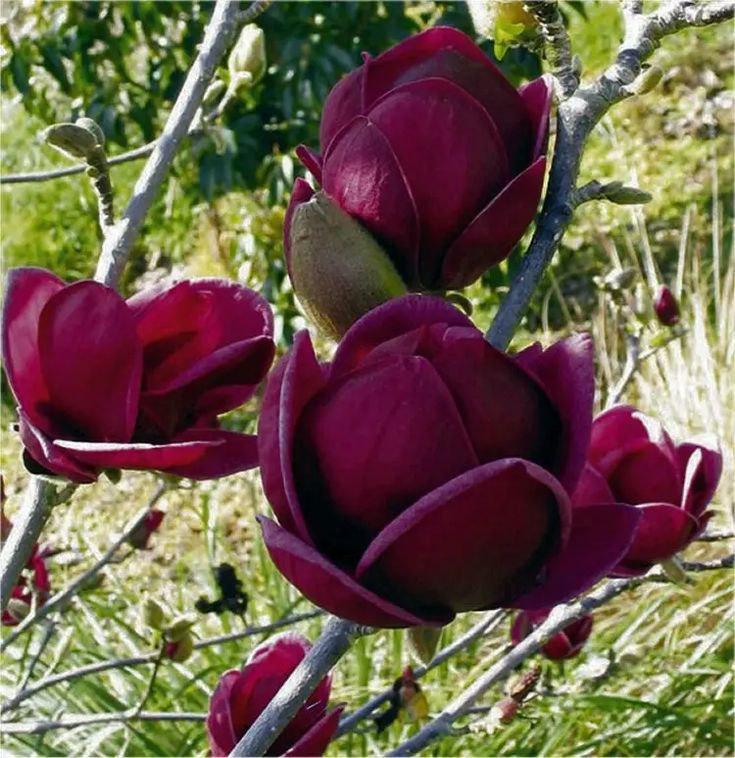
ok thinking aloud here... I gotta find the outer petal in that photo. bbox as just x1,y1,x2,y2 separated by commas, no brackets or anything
163,429,259,480
363,27,531,168
258,516,441,628
295,354,478,543
441,156,546,290
320,65,366,152
322,116,420,285
53,438,220,472
331,294,473,378
519,75,553,161
356,459,571,614
284,706,343,757
513,503,641,610
284,178,316,277
207,669,240,756
571,463,615,508
616,502,699,572
678,438,722,518
608,443,682,506
513,333,595,494
38,281,142,442
18,412,98,484
258,331,328,543
542,631,575,660
367,77,510,286
1,267,65,432
427,327,559,466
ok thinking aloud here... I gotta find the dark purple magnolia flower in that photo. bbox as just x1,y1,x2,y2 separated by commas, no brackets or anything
206,634,342,756
286,26,552,291
1,512,51,626
257,295,640,628
511,608,593,661
127,509,165,550
653,285,680,326
2,268,275,483
572,405,722,575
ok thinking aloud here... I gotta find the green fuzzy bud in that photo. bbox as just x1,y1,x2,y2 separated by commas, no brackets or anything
143,599,165,630
6,598,30,622
167,632,194,662
288,191,408,340
228,24,266,84
75,117,106,147
43,123,100,161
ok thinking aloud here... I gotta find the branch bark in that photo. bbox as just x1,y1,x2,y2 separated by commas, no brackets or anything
2,710,206,735
389,555,733,756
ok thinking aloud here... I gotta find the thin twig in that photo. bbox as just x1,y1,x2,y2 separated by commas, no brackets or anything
2,710,206,735
232,616,368,756
696,530,734,542
389,555,733,756
1,611,322,714
486,0,734,350
336,610,507,737
1,484,167,652
606,331,641,407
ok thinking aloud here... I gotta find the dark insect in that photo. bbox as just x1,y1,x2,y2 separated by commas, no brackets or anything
195,563,248,616
373,667,426,733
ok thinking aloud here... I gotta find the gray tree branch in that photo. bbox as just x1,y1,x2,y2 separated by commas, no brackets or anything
389,554,733,756
2,710,206,735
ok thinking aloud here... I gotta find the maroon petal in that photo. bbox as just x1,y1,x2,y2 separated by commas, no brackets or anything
510,611,533,646
258,331,328,544
519,76,553,161
427,328,559,465
363,26,531,169
356,459,571,614
322,115,420,285
513,503,641,610
38,281,142,442
284,178,316,277
284,706,343,757
331,294,473,378
589,405,677,479
53,437,221,472
258,516,438,628
295,145,323,183
513,333,595,494
320,65,367,152
128,279,273,391
207,669,240,757
1,268,64,432
441,157,546,289
162,429,258,479
571,463,615,508
367,77,510,286
607,443,682,506
542,632,575,660
297,354,478,540
18,412,98,483
617,502,698,572
678,438,722,518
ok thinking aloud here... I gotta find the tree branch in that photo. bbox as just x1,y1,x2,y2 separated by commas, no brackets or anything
232,617,368,756
388,555,733,756
2,710,205,736
486,0,734,350
2,610,322,714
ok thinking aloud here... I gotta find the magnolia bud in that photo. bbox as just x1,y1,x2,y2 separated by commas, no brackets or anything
43,122,100,161
468,1,538,58
75,117,106,147
6,598,30,622
166,614,197,642
653,285,680,326
228,24,266,85
288,191,407,340
165,632,194,662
